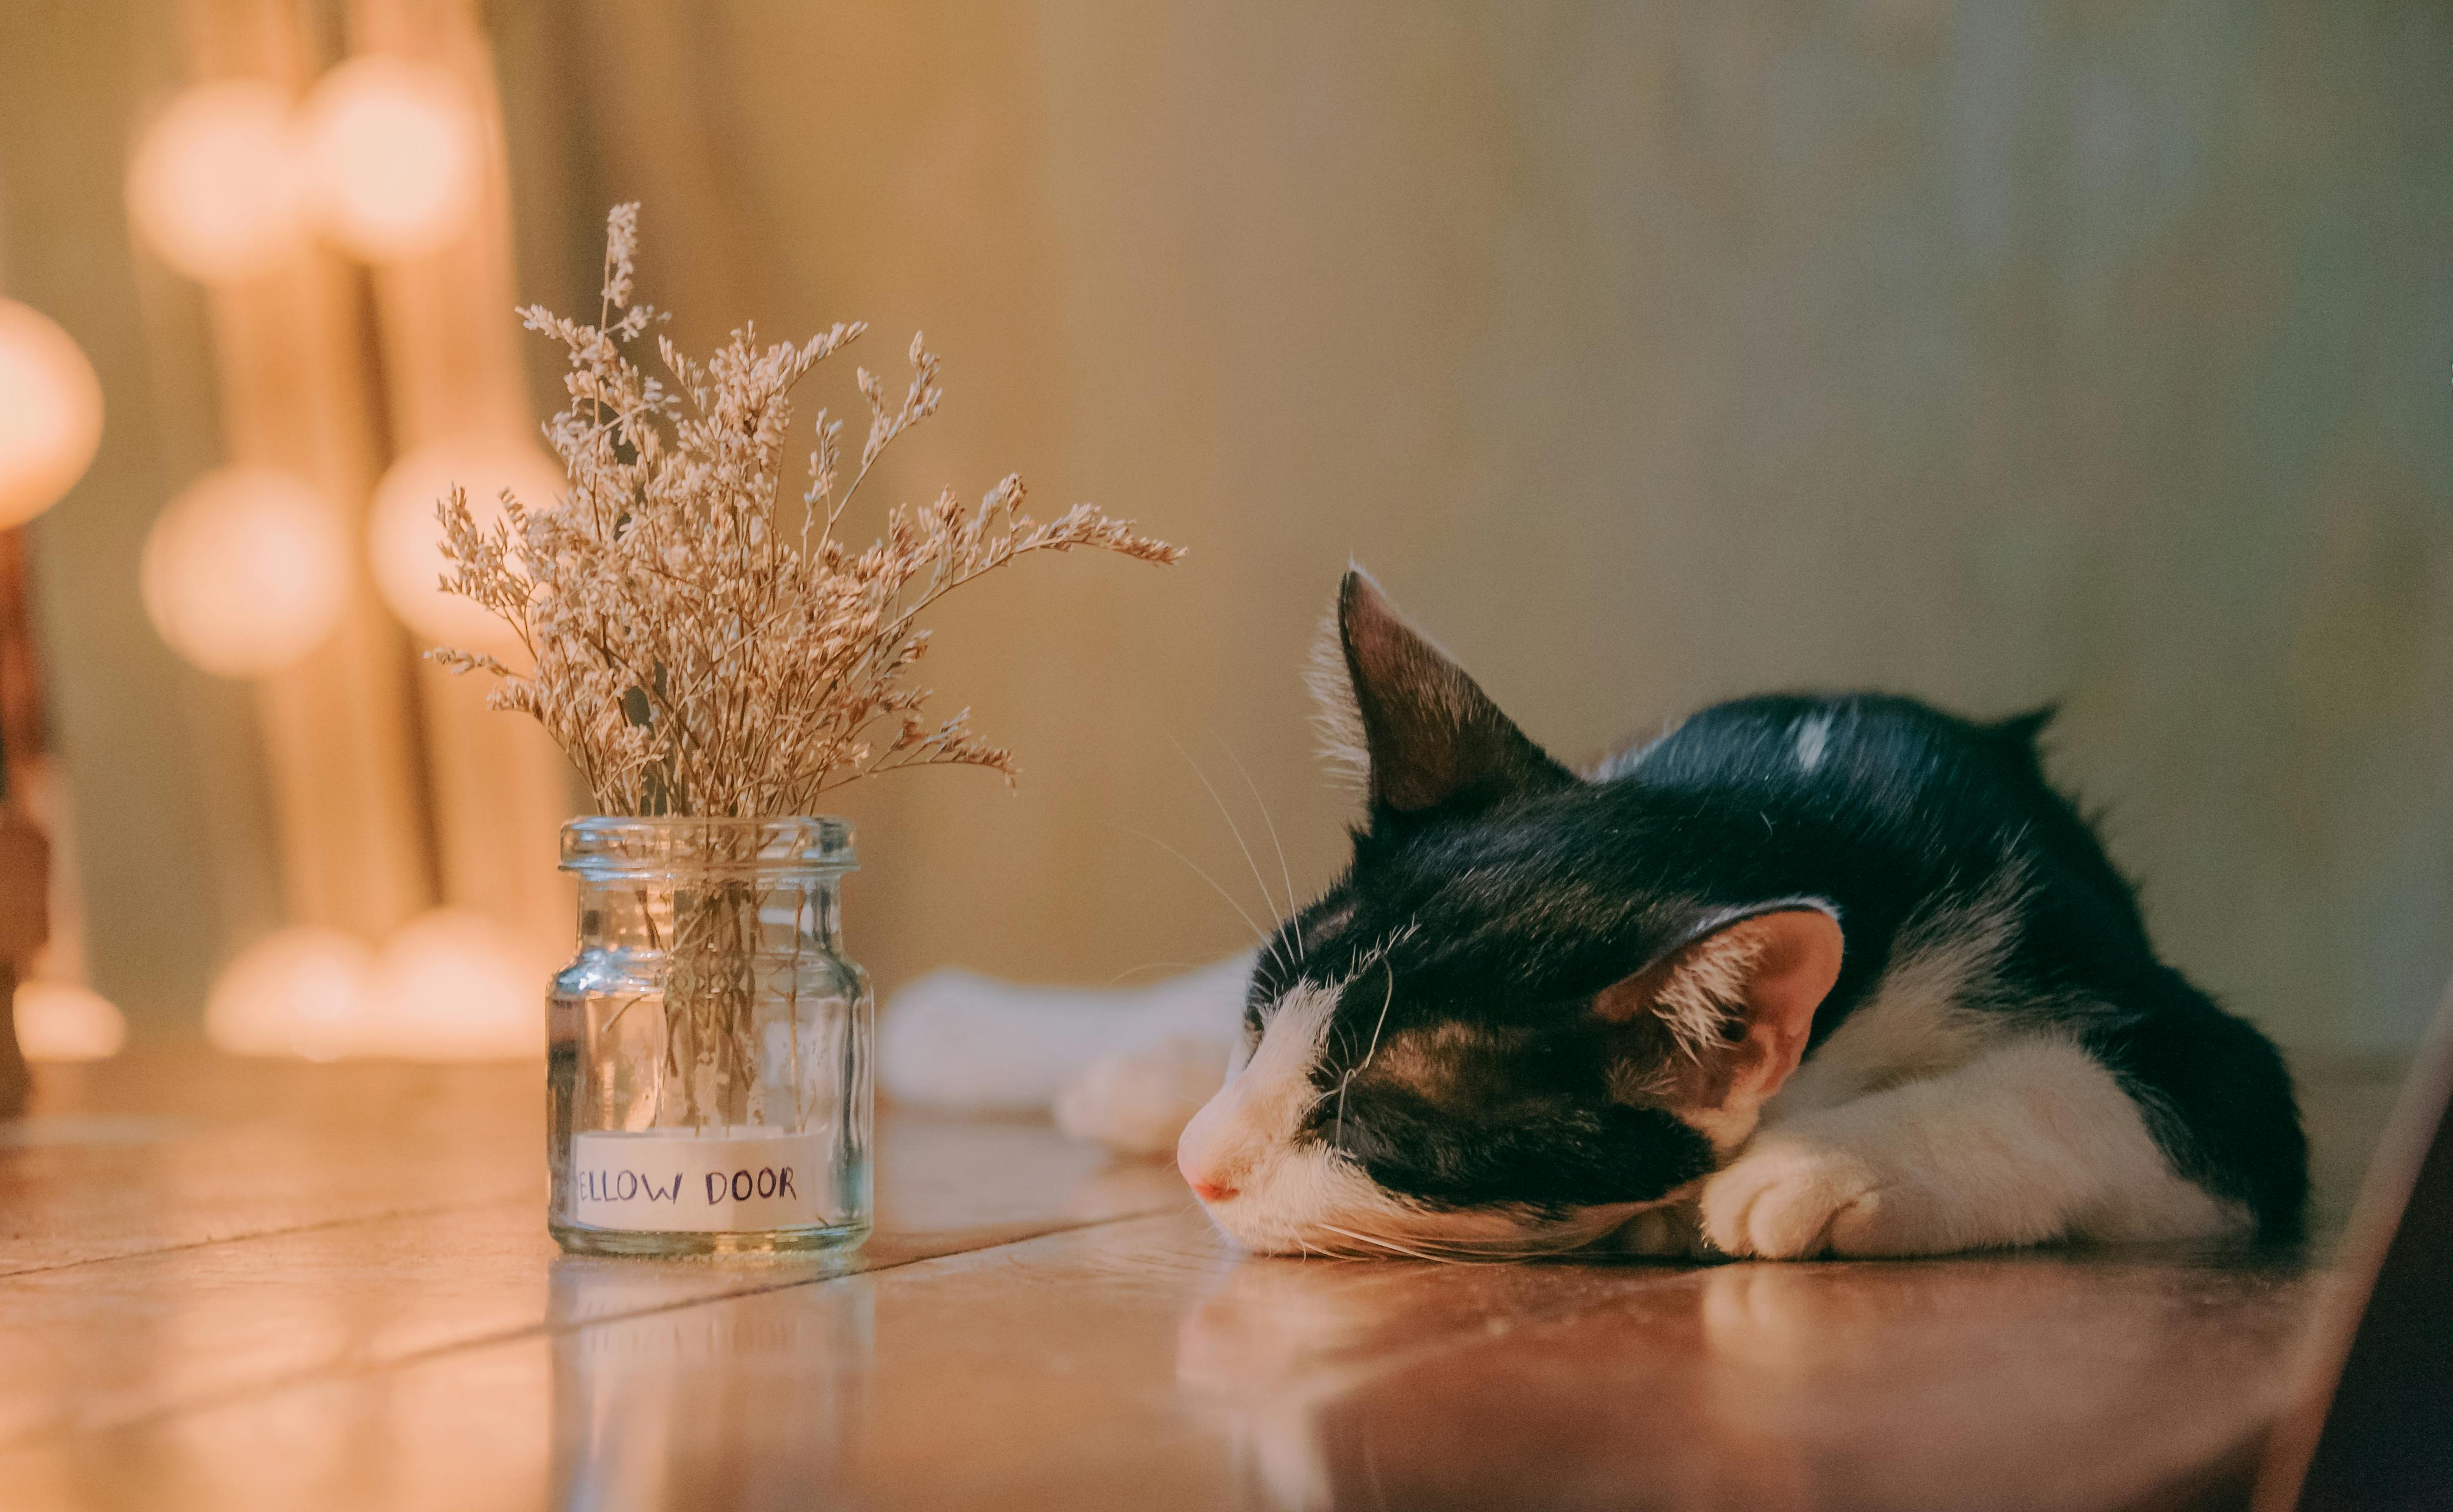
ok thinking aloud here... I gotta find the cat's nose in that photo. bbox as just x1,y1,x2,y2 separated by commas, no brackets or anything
1176,1094,1242,1202
1178,1151,1237,1203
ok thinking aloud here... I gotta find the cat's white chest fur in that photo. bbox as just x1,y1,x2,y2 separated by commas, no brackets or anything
1698,890,2246,1257
1702,1034,2241,1257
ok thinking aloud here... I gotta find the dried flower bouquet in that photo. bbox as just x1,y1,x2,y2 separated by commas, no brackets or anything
436,203,1180,814
431,205,1180,1131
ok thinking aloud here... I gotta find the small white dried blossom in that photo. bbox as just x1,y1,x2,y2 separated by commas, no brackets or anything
431,204,1182,817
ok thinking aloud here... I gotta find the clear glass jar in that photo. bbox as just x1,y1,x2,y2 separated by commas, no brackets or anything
548,816,871,1257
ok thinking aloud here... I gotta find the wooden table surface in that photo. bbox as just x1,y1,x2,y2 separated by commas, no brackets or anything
0,1050,2405,1511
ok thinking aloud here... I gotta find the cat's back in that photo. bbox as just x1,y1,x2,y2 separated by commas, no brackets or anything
1604,692,2140,921
1606,691,2042,820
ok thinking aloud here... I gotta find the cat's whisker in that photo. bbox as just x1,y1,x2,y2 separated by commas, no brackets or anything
1357,951,1397,1074
1253,922,1299,993
1214,735,1302,963
1310,1223,1585,1266
1329,953,1399,1149
1408,1226,1609,1261
1311,1205,1633,1266
1162,737,1303,989
1313,1224,1455,1262
1104,961,1206,985
1170,733,1283,923
1124,828,1267,946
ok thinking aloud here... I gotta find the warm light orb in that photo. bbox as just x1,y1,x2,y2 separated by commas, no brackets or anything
125,81,307,284
141,467,352,679
205,929,378,1062
12,981,127,1062
372,908,544,1060
301,57,483,262
369,437,559,659
0,300,104,528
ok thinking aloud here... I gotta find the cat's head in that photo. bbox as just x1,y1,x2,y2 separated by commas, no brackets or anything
1176,570,1843,1257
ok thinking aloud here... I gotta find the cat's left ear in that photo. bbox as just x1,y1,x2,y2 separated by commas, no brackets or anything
1596,906,1844,1146
1312,567,1576,815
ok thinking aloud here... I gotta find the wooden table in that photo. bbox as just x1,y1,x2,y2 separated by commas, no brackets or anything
0,1051,2403,1511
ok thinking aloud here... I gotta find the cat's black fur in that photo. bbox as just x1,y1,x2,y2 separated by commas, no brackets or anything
1248,591,2307,1239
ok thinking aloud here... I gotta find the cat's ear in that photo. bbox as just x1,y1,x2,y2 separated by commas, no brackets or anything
1596,906,1844,1145
1319,567,1575,815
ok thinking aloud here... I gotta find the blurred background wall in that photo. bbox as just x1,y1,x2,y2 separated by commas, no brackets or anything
1,0,2447,1061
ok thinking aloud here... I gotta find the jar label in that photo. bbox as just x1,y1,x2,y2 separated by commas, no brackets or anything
571,1128,832,1232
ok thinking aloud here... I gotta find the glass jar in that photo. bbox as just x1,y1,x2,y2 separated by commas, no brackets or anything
548,816,871,1257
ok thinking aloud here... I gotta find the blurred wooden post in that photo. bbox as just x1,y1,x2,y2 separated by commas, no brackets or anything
172,0,579,969
0,816,41,1114
176,0,434,944
346,0,576,970
0,527,42,1109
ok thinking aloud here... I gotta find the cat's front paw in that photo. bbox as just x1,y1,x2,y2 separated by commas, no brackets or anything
1699,1137,1889,1259
1609,1198,1711,1260
1052,1035,1229,1156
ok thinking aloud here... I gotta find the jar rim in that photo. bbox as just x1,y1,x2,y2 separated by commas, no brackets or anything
559,815,855,878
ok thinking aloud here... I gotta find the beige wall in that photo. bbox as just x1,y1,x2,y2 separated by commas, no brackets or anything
8,1,2450,1052
496,1,2453,1053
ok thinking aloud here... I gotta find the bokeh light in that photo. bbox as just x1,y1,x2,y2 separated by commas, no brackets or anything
372,908,543,1060
369,436,558,659
125,81,307,284
205,928,378,1062
12,981,127,1062
0,298,104,528
301,57,483,262
140,467,352,679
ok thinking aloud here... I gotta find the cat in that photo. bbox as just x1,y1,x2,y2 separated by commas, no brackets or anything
882,569,2308,1260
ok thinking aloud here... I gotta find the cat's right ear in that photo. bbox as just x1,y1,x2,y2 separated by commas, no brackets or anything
1310,568,1574,815
1596,906,1844,1150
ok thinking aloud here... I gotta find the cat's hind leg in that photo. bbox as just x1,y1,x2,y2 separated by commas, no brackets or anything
1053,1034,1237,1155
1698,1034,2248,1258
880,952,1251,1153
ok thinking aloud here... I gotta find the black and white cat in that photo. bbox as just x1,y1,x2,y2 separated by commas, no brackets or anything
883,570,2307,1260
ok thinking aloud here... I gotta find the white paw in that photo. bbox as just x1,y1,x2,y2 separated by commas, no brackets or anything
1699,1138,1890,1258
1609,1199,1710,1259
1052,1036,1229,1156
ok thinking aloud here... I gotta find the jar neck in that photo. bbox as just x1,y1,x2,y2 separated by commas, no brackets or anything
808,879,847,953
573,872,847,956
